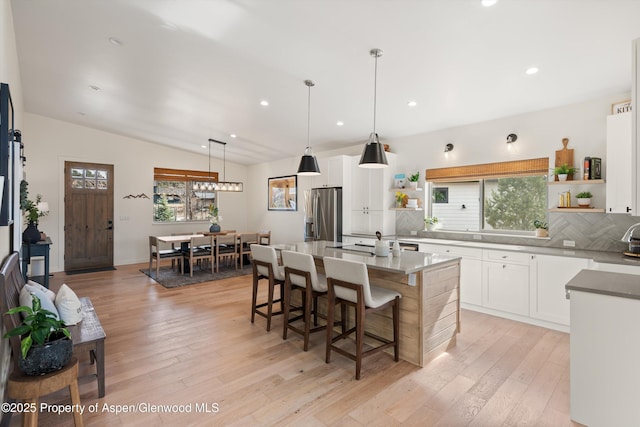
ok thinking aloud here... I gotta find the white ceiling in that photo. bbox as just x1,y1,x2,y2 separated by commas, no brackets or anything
10,0,640,165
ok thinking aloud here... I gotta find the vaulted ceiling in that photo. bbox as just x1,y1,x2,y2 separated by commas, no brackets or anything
11,0,640,165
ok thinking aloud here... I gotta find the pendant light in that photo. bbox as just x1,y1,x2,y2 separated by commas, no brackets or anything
297,79,321,175
209,138,244,192
359,48,388,168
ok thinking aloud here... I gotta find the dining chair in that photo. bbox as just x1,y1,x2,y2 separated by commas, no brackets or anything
183,235,215,277
250,244,284,331
258,230,271,245
216,233,238,272
238,232,259,268
322,256,401,380
149,236,183,278
281,250,330,351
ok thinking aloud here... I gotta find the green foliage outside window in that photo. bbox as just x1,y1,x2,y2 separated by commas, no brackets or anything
154,194,174,222
484,176,547,231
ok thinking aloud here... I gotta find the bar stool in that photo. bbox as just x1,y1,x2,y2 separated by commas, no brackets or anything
323,256,401,380
250,244,285,331
281,250,329,351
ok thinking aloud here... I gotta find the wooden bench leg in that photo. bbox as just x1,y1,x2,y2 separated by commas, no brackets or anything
96,340,106,398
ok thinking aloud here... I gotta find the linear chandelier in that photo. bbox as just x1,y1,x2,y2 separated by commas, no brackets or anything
192,138,243,192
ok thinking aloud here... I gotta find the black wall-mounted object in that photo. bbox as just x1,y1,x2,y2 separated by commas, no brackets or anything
0,82,15,226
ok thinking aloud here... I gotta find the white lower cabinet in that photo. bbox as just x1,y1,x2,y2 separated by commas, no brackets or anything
420,243,482,306
482,255,530,316
416,242,595,331
530,254,589,326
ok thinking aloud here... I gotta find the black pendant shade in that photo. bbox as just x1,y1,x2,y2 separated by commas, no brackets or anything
297,148,321,176
358,48,388,168
359,133,388,168
297,79,321,176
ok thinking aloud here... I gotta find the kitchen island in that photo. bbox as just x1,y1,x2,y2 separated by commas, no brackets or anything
566,269,640,426
274,240,461,367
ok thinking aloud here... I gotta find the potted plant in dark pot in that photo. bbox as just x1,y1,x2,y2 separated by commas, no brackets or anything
3,295,72,376
20,180,49,243
209,205,222,232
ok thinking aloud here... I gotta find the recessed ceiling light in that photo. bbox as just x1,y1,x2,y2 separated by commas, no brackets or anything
481,0,498,6
230,134,237,138
525,67,539,75
201,145,207,149
336,121,344,126
407,101,417,107
89,85,101,91
260,100,269,106
108,37,123,46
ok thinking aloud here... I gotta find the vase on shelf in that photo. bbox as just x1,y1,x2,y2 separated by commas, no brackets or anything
209,223,221,232
22,221,41,244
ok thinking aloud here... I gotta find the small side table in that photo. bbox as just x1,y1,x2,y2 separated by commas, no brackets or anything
21,236,52,288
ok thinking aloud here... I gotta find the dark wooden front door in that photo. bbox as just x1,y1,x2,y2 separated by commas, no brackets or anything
64,161,114,271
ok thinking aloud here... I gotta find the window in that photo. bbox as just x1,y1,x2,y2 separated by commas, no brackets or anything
153,168,218,223
426,158,549,233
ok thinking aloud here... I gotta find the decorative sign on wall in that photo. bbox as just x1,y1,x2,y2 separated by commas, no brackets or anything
268,175,297,211
612,100,632,115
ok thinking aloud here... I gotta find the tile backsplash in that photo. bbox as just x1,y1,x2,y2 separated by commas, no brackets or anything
396,210,640,253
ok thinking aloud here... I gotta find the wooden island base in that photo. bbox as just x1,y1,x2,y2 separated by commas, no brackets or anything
279,241,461,368
315,258,460,367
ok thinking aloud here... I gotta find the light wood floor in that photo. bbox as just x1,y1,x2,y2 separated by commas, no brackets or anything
8,262,582,426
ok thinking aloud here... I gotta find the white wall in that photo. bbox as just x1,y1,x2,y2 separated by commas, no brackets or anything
390,92,628,182
23,113,249,271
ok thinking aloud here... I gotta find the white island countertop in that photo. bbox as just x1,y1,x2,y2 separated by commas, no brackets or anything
272,240,460,275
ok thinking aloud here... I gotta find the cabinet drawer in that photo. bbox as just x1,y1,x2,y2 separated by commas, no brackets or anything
419,244,481,259
483,249,530,264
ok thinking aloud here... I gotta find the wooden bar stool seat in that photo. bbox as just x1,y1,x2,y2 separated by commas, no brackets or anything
281,250,333,351
323,256,401,380
7,357,84,427
250,244,285,331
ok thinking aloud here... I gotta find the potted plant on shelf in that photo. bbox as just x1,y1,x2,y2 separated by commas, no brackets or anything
3,295,72,376
395,191,408,208
533,219,549,237
553,164,576,181
576,191,592,207
424,216,440,231
408,172,420,189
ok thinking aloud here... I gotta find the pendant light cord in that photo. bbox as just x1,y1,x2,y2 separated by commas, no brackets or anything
307,83,311,149
373,52,378,135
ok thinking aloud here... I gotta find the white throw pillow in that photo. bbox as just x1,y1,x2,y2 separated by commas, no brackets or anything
19,286,60,320
55,284,83,325
26,280,56,302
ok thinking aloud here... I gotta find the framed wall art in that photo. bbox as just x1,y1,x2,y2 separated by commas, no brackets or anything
268,175,297,211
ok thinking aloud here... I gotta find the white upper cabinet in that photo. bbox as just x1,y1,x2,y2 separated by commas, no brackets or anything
606,112,633,214
311,155,349,189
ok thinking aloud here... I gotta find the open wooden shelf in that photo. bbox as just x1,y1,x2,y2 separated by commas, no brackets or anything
548,179,605,185
549,207,605,213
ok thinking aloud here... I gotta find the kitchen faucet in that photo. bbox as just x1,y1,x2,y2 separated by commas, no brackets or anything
621,223,640,242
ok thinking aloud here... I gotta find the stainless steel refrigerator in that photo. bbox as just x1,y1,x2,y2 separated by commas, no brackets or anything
304,187,342,242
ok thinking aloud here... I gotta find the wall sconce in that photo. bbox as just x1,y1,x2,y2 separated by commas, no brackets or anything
506,133,518,144
444,143,454,152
